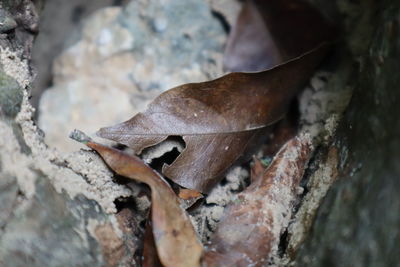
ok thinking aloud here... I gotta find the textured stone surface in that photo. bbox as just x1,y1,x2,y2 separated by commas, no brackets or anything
38,0,227,152
295,0,400,266
0,69,22,118
0,2,145,266
0,174,104,266
31,0,118,108
0,0,40,59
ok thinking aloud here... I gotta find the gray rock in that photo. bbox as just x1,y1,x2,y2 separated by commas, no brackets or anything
0,174,18,230
295,1,400,266
31,0,117,108
38,0,227,152
0,174,103,267
0,10,17,33
0,69,22,118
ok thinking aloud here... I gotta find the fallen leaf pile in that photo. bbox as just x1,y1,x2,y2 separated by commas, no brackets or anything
71,0,336,266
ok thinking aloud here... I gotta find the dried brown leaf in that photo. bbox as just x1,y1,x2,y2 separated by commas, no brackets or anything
178,188,202,200
202,134,313,266
97,44,329,193
70,131,202,267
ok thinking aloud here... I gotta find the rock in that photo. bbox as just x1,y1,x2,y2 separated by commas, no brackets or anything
30,0,118,108
0,10,17,33
38,0,227,152
295,1,400,265
0,69,23,118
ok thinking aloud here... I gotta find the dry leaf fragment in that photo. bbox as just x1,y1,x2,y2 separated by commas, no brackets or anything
250,156,266,183
179,188,202,200
70,130,202,267
178,188,204,210
97,44,329,193
143,217,163,267
224,0,335,72
202,134,313,266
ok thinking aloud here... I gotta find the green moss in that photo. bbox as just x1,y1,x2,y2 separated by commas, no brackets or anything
0,10,17,33
0,70,23,118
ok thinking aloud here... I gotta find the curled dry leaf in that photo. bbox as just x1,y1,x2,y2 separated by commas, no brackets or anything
202,134,313,266
70,130,202,267
97,44,329,193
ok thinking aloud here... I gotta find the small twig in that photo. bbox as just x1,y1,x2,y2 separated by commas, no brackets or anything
69,129,92,144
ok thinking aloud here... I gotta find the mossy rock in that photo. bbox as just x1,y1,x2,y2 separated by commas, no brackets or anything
0,70,23,118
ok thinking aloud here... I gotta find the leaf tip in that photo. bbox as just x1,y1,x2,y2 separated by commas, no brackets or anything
96,126,112,139
95,128,103,137
69,129,92,144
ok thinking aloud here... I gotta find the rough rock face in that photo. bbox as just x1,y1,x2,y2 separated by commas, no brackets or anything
0,2,146,265
38,0,227,152
31,0,118,108
295,1,400,266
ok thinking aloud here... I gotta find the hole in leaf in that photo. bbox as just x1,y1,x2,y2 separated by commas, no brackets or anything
140,136,186,173
149,147,181,172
